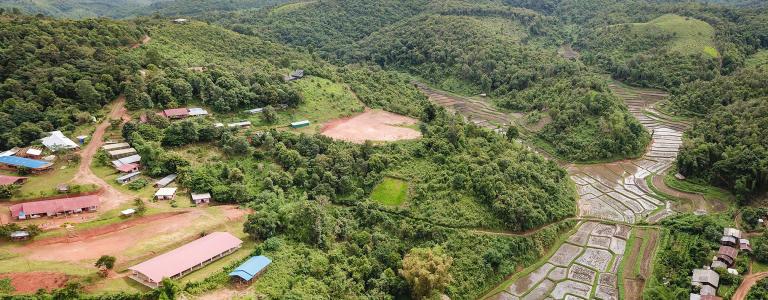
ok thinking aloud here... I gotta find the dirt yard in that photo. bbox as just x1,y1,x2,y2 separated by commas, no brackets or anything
321,109,421,143
16,206,247,264
0,272,70,294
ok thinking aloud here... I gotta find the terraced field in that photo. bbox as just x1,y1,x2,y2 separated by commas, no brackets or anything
418,81,685,299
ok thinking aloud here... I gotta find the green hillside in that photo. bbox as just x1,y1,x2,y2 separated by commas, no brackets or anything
627,14,718,57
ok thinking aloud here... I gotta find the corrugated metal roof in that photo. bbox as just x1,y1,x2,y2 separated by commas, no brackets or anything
0,156,52,169
9,195,99,217
229,256,271,281
188,108,208,116
191,193,211,200
155,187,177,197
102,143,131,151
155,174,177,186
163,108,189,117
129,232,242,282
0,175,27,185
117,171,141,182
41,131,79,151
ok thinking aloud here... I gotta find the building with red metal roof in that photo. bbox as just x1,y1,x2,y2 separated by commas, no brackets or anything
162,108,189,119
129,232,243,288
9,195,99,220
0,175,27,186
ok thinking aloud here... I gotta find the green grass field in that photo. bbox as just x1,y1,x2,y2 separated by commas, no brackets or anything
629,14,718,57
370,177,408,206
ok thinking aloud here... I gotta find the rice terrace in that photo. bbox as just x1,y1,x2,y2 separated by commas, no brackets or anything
0,1,766,299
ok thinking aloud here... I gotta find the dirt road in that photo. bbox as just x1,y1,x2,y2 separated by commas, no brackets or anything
131,35,151,49
70,95,131,211
733,271,768,300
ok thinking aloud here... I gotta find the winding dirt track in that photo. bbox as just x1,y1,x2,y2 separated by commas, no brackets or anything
733,271,768,300
69,95,131,211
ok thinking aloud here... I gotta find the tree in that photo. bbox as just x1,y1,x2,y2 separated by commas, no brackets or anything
75,79,102,109
134,198,147,215
95,255,116,275
398,246,453,299
262,105,278,124
156,278,180,300
506,126,519,140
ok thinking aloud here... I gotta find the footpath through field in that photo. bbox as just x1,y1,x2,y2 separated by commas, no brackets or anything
418,81,687,299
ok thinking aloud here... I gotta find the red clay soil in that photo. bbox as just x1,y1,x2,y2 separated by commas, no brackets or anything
0,272,69,294
18,206,247,262
27,211,186,246
732,271,768,300
320,109,421,143
69,95,132,211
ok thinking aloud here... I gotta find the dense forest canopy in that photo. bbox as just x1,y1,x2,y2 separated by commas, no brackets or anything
0,14,144,148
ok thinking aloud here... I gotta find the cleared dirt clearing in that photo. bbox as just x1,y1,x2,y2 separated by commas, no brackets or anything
0,272,69,294
321,109,421,143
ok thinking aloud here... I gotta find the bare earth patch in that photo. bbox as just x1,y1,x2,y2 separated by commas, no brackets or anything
0,272,69,294
321,109,421,143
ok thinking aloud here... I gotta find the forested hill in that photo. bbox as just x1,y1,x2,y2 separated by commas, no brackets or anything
0,14,144,148
208,0,651,162
0,0,291,18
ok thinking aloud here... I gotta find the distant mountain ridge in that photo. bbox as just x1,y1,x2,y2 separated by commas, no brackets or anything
0,0,292,18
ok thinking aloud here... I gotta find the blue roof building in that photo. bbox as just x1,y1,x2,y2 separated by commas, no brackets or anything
0,156,52,170
229,256,271,282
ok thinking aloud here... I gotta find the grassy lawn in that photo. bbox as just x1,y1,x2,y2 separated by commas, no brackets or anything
628,14,718,57
370,177,408,206
1,160,97,201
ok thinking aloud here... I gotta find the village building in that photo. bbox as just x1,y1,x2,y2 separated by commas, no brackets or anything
723,228,742,240
290,120,310,129
121,208,136,217
188,108,209,117
0,156,53,172
245,108,264,114
0,175,27,186
116,163,140,173
57,184,69,193
9,195,99,220
154,187,177,200
0,147,19,157
162,108,189,119
10,231,30,241
710,260,727,270
102,142,131,152
23,148,43,159
690,293,722,300
128,232,242,288
117,172,142,184
228,121,252,128
191,193,212,205
172,18,189,24
154,174,177,188
716,246,738,266
229,256,271,283
112,154,142,168
41,131,79,152
108,148,138,159
214,123,224,128
691,268,719,295
285,69,304,81
740,239,752,252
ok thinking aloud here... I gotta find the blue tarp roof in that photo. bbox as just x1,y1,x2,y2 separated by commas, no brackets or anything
229,256,271,281
0,156,51,169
